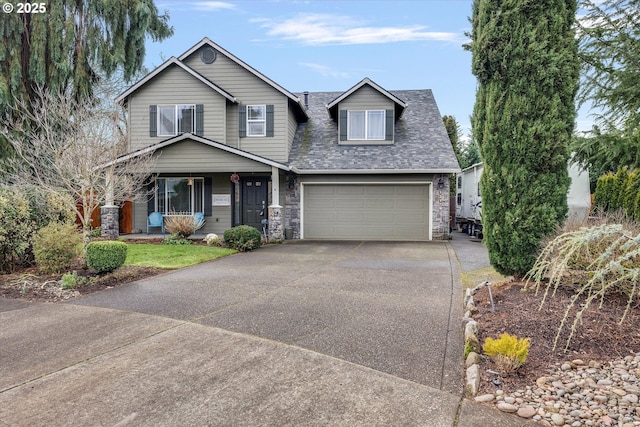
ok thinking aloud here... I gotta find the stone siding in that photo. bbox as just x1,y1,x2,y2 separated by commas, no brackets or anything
431,174,451,239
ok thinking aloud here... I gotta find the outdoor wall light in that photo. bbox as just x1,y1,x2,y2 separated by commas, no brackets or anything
438,177,445,189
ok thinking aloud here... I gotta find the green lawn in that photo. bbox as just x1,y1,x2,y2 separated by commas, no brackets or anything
125,244,237,269
461,266,510,289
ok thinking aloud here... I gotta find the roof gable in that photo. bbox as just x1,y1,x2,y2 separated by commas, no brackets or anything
109,133,290,171
179,38,308,121
115,57,236,104
326,78,407,121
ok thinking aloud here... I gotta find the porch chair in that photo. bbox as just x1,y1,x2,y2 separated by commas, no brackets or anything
193,212,205,234
147,212,165,235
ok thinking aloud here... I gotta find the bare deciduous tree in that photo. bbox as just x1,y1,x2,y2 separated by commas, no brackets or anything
0,88,155,252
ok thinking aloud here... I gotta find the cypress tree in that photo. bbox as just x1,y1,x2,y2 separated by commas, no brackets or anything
470,0,579,276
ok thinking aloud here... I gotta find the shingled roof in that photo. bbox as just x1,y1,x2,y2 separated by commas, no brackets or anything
288,90,460,173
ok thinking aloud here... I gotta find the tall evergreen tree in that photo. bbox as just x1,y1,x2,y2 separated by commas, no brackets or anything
470,0,580,276
442,115,462,158
0,0,173,158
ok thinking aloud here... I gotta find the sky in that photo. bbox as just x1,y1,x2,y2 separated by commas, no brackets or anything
145,0,594,139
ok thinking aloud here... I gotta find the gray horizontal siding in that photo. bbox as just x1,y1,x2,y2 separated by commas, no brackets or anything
152,140,271,173
128,65,227,152
339,85,394,110
184,48,292,162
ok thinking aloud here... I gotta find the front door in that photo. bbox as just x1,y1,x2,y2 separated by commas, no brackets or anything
242,178,268,230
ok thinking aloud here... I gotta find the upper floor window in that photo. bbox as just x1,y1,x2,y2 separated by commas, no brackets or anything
158,105,195,136
247,105,266,137
348,110,385,140
238,104,274,138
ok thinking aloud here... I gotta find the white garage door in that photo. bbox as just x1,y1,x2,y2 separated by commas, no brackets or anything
303,184,430,240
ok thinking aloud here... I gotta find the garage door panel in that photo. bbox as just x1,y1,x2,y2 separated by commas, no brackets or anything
303,184,430,241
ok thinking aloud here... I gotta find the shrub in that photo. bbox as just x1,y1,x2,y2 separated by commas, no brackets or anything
165,215,196,239
526,222,639,350
223,225,262,252
33,223,82,274
0,187,33,273
163,233,192,245
60,271,86,289
86,241,128,273
594,167,640,221
482,333,530,374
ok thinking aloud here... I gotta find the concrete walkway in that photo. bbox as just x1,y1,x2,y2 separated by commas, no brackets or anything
0,241,535,426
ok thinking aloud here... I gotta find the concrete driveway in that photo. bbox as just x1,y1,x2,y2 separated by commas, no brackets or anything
72,241,463,393
1,241,537,426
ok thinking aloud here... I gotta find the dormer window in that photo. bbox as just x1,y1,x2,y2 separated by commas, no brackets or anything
348,110,385,140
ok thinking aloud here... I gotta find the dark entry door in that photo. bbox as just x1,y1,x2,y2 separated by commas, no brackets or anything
242,178,268,230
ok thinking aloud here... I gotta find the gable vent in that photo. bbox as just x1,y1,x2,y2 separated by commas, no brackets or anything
201,47,217,64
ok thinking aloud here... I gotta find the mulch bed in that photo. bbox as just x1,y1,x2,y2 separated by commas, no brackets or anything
0,263,164,301
472,280,640,394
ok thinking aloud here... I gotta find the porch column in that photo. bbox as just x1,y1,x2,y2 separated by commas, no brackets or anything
268,166,284,242
101,205,119,239
101,170,119,239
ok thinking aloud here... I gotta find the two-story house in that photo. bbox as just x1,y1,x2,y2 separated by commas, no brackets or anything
115,38,460,241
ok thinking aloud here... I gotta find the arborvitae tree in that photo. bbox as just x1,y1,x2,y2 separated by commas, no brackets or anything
470,0,579,277
0,0,173,159
442,115,462,158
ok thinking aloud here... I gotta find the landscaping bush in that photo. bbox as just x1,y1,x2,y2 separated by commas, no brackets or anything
33,223,82,274
526,221,639,350
162,233,192,245
165,215,196,239
594,167,640,220
482,332,530,374
223,225,262,251
0,186,77,273
0,187,33,273
86,241,128,273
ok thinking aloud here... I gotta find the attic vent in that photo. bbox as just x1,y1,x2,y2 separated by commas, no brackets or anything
201,47,217,64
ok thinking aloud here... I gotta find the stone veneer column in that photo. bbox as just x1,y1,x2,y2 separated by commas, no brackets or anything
268,205,284,243
100,205,119,239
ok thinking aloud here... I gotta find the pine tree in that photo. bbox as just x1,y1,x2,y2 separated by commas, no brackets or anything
0,0,173,158
470,0,580,276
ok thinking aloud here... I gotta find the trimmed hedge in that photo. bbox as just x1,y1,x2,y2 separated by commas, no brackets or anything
223,225,262,252
86,241,128,273
594,167,640,220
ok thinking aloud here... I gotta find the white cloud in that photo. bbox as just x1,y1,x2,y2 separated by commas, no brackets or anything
190,1,237,11
253,13,462,46
299,62,350,79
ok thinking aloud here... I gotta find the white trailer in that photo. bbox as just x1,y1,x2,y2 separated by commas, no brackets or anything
455,161,591,238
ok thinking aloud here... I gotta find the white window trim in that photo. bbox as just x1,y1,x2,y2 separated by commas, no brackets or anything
347,109,386,141
157,104,196,137
247,105,266,137
155,177,204,216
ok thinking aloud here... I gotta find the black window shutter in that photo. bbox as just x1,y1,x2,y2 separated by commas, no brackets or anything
204,177,212,216
385,109,394,141
149,105,157,137
238,104,246,137
266,104,274,137
195,104,204,136
147,181,156,215
339,110,348,141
